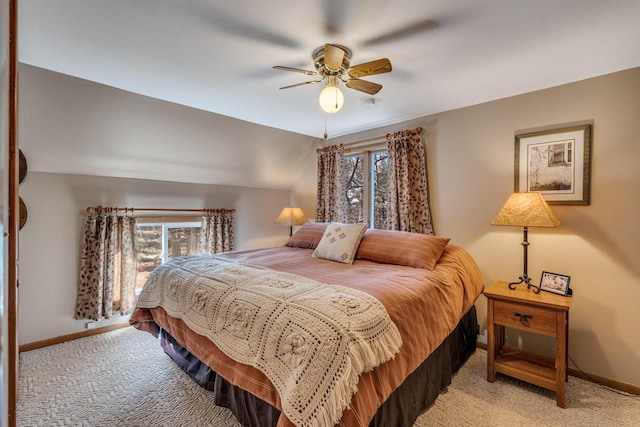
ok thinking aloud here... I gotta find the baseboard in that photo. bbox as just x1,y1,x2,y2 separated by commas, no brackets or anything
19,323,131,352
568,367,640,396
476,339,639,396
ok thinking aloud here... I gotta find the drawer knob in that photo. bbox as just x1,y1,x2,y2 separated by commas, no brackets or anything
514,311,533,325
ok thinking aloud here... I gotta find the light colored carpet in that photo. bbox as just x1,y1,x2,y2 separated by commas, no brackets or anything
18,327,639,426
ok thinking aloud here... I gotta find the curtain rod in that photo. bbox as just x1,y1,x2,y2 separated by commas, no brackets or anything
86,206,235,214
343,126,423,147
318,126,424,153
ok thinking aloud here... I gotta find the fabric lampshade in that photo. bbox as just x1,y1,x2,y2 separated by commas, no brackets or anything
491,192,559,294
274,207,308,227
492,192,559,228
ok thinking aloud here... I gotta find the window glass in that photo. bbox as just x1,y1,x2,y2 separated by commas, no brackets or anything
167,226,200,258
137,225,162,291
345,149,389,228
371,150,389,229
345,154,365,223
136,222,200,292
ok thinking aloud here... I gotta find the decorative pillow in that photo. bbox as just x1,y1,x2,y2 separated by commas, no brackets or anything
356,229,450,270
311,222,368,264
286,222,329,249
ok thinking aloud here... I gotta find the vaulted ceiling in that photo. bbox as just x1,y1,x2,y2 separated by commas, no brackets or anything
16,1,640,190
19,0,640,140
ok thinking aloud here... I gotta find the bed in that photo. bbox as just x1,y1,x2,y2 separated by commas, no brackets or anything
130,223,484,427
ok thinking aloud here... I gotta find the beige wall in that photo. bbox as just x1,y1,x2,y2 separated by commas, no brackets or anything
17,66,640,389
16,64,318,346
324,68,640,388
18,64,318,191
17,172,291,344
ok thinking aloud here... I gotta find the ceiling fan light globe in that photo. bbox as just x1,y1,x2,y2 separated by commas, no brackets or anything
319,86,344,113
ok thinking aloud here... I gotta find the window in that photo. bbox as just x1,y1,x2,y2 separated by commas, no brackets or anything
547,142,572,167
344,149,389,229
136,218,201,292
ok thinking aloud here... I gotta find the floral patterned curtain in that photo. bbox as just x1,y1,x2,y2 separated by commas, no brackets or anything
386,129,434,234
197,209,235,254
316,144,348,222
76,209,138,320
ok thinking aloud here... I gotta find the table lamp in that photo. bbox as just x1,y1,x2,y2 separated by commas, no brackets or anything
491,192,560,293
274,207,308,236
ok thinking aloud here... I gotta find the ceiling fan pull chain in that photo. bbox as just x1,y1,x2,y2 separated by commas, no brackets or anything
324,118,328,140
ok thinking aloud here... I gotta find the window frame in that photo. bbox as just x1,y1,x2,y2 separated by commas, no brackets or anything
162,222,201,263
345,145,388,228
369,149,390,229
135,216,201,292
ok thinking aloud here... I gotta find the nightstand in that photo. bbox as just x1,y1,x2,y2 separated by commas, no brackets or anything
485,281,572,407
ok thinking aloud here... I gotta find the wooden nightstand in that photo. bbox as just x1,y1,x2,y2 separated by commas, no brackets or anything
485,281,572,407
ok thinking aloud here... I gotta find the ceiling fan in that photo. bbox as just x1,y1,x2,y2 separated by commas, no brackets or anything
273,43,392,113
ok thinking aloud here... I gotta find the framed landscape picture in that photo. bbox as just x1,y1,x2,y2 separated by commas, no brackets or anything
515,124,591,205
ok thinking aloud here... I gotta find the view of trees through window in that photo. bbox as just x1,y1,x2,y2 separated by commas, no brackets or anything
136,223,200,291
345,155,364,223
344,150,389,229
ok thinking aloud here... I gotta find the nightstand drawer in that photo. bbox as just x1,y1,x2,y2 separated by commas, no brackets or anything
493,300,556,334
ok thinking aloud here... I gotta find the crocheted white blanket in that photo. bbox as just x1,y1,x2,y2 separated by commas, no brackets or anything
136,254,402,427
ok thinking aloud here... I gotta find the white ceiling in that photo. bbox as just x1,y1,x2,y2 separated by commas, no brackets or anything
18,0,640,140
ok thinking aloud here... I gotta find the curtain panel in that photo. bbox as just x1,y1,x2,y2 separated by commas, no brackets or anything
316,145,348,222
76,210,138,320
386,130,434,235
197,210,235,254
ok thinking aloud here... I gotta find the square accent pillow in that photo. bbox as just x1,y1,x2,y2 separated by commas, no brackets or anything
356,229,450,270
312,222,368,264
286,222,329,249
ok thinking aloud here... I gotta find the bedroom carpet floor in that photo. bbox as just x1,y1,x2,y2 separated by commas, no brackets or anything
17,327,639,427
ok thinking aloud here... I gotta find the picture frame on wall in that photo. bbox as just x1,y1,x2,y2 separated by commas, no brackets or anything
515,124,592,205
540,271,571,296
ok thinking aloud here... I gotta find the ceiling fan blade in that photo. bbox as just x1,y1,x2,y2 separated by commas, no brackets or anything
273,66,318,76
279,80,322,90
360,19,439,47
324,44,345,71
347,58,392,78
323,0,347,35
190,4,301,49
346,79,382,95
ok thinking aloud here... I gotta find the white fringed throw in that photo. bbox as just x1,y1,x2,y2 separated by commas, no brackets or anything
136,255,402,427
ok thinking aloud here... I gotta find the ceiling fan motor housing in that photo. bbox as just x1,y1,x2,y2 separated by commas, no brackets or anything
313,44,352,76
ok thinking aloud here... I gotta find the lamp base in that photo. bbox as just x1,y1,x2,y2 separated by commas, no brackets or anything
508,275,541,294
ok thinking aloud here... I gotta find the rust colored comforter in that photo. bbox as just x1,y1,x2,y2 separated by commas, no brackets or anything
130,244,484,426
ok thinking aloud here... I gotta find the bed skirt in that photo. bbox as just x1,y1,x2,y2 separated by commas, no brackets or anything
160,305,478,427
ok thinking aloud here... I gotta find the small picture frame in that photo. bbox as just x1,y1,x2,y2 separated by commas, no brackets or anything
540,271,571,295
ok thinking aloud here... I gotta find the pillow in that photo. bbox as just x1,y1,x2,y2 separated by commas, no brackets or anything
356,229,450,270
311,222,368,264
286,222,329,249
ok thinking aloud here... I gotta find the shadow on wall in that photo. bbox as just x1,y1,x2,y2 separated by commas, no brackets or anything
568,296,639,388
555,207,639,277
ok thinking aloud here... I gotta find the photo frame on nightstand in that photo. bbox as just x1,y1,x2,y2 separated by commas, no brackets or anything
540,271,571,295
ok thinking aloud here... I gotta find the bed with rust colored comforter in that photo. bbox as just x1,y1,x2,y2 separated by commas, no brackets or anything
130,244,484,426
